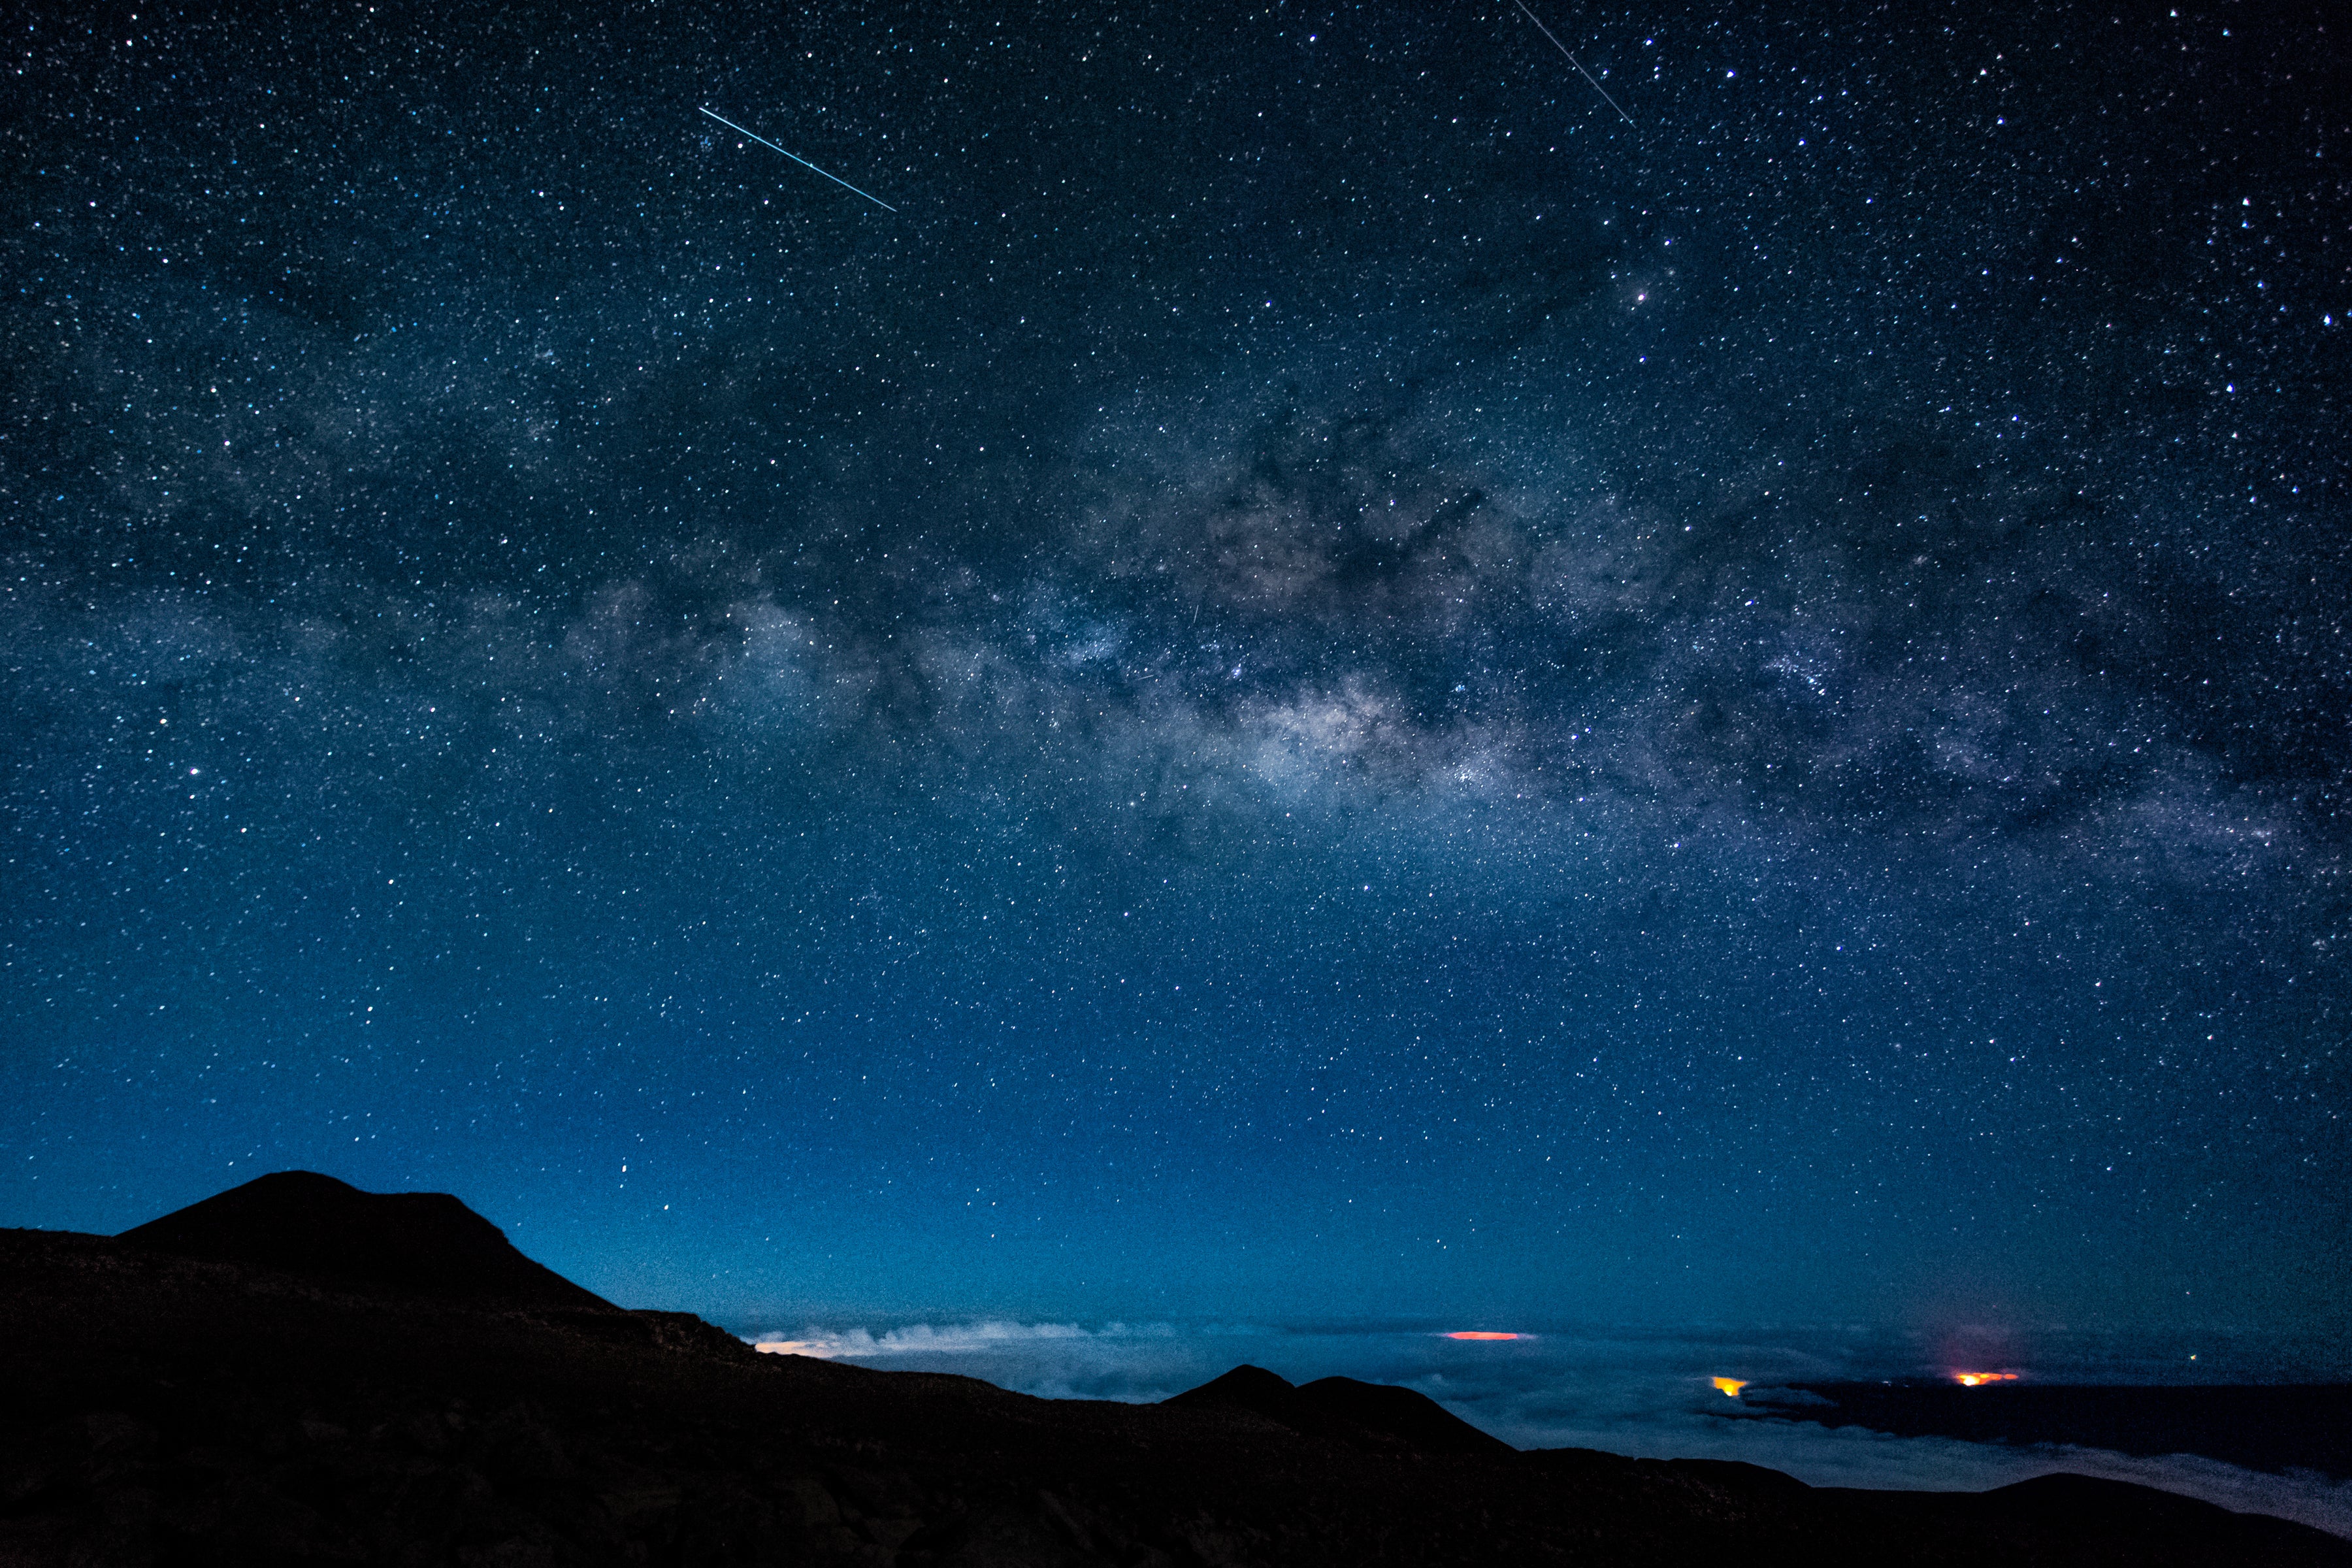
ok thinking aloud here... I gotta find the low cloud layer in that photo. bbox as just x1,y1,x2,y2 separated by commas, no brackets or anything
747,1320,2352,1539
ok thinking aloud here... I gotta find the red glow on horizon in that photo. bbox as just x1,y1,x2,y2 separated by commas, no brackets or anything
1444,1331,1520,1341
1952,1371,2020,1386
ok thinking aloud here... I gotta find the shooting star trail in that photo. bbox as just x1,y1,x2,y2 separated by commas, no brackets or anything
698,106,897,212
1511,0,1635,126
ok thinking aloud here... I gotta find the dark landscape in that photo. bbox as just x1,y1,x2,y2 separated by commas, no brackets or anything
3,1173,2345,1567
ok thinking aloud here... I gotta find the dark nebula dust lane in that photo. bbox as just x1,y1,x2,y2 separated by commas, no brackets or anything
2,1,2346,1335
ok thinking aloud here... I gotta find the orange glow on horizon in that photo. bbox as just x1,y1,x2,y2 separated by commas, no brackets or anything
1444,1331,1520,1341
1711,1377,1748,1398
1952,1371,2019,1386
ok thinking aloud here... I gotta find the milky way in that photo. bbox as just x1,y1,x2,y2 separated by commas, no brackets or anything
3,1,2345,1335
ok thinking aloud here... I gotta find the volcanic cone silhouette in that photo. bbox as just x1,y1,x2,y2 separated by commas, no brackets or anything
119,1169,613,1310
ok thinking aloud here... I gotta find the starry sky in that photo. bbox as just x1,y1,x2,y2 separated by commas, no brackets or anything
5,0,2347,1343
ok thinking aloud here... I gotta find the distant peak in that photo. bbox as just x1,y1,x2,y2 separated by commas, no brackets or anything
119,1171,614,1311
1165,1364,1512,1456
1171,1365,1298,1401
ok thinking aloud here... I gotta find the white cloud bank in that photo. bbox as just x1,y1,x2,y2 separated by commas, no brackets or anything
742,1320,2352,1540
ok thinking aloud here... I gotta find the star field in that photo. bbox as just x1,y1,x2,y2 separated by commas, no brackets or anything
3,0,2347,1337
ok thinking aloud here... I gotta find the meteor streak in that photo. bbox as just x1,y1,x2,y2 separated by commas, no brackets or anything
1510,0,1636,126
698,106,897,212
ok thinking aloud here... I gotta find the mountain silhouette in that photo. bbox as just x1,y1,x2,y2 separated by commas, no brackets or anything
3,1173,2340,1565
1164,1364,1513,1456
117,1169,614,1310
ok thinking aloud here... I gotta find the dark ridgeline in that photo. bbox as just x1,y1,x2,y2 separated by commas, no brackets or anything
1,1174,2345,1567
1163,1364,1513,1456
118,1170,615,1311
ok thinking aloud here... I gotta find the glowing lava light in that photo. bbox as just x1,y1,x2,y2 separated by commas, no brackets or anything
1952,1371,2019,1387
1711,1377,1748,1398
1444,1331,1520,1341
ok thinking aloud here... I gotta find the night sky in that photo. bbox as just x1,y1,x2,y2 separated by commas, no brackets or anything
5,1,2347,1345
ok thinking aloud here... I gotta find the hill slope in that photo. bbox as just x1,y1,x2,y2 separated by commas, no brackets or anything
1163,1364,1512,1456
119,1169,615,1311
3,1175,2344,1567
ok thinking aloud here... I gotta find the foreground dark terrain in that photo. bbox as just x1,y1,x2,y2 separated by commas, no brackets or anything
3,1175,2343,1567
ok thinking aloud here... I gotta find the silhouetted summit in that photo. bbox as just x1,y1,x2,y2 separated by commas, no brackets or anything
5,1177,2340,1565
1165,1363,1512,1456
118,1169,614,1310
1167,1364,1296,1414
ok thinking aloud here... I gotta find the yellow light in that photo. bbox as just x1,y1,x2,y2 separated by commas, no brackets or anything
1712,1377,1748,1398
1445,1331,1520,1341
1952,1371,2019,1386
